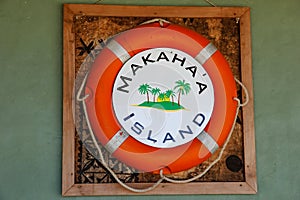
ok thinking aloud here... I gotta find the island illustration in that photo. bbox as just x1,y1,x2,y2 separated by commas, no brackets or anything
135,80,191,111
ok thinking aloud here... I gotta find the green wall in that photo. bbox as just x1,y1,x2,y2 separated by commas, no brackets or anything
0,0,299,199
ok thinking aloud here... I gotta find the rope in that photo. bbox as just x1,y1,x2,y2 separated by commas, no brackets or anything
77,74,164,193
235,77,249,107
204,0,217,7
77,71,249,191
159,77,249,183
76,74,89,101
139,18,171,27
158,77,249,183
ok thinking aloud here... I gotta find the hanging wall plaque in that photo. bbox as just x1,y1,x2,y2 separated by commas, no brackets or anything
62,4,257,196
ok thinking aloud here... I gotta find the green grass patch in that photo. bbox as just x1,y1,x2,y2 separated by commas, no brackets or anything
137,101,185,111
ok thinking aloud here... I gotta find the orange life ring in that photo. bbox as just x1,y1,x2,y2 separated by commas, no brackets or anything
83,22,237,174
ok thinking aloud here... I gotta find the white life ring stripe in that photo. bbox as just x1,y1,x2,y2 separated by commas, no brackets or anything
196,130,219,154
195,43,217,65
106,39,131,63
105,129,129,154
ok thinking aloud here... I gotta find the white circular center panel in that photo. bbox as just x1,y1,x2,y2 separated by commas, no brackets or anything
112,48,214,148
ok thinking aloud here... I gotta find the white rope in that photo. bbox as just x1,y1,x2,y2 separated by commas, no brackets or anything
160,100,238,183
77,74,164,193
139,18,171,27
159,77,249,183
76,74,89,101
77,72,249,191
235,77,249,107
204,0,217,7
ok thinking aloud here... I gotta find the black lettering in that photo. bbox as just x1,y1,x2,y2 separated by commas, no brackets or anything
156,51,169,62
117,76,132,93
123,113,135,121
172,53,186,66
163,132,176,143
131,64,143,76
142,53,155,65
131,122,144,135
196,82,207,95
179,125,193,139
193,113,205,127
185,66,197,78
147,130,157,143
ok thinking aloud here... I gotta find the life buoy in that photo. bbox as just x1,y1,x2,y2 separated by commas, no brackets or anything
83,21,237,174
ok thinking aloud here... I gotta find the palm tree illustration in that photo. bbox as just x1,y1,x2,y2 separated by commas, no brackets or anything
138,83,151,103
158,92,166,102
165,89,176,105
174,80,191,106
151,87,161,102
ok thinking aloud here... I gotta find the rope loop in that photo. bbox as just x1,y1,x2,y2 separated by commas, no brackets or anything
235,77,249,107
75,49,249,192
159,98,241,184
140,18,171,27
158,78,249,184
76,74,89,101
76,76,249,191
76,73,165,193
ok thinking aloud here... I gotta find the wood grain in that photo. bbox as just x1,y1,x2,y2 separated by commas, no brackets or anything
239,8,258,193
62,5,76,195
65,4,249,18
62,4,257,196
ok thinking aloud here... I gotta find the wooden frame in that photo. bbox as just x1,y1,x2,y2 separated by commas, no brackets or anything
63,4,256,196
